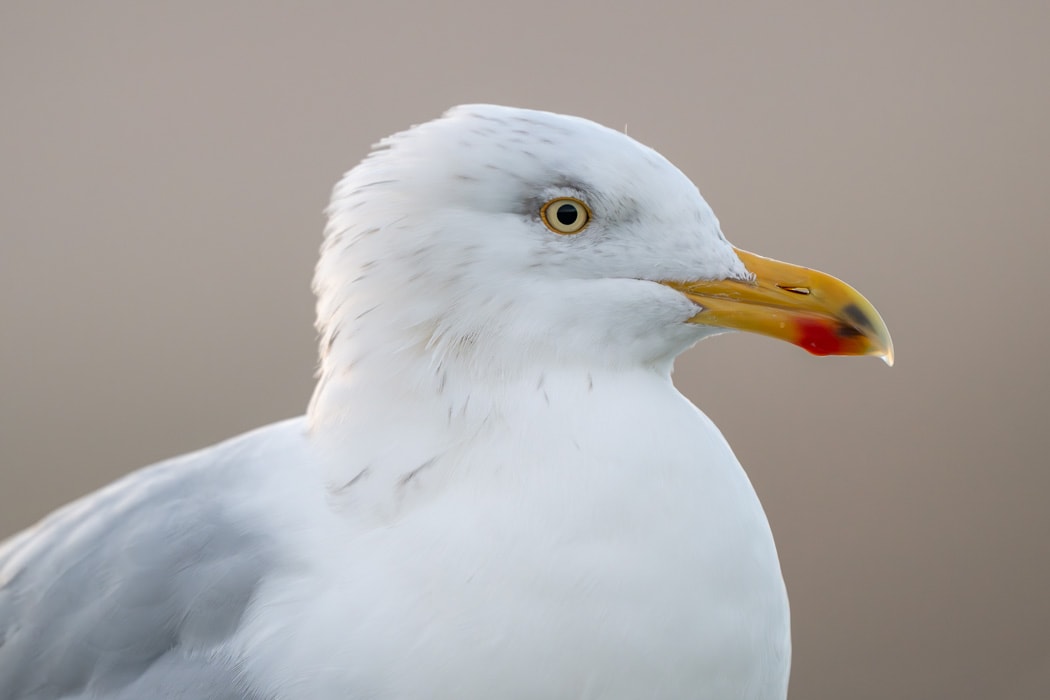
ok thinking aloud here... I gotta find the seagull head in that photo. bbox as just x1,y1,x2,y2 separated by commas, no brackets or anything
312,105,891,400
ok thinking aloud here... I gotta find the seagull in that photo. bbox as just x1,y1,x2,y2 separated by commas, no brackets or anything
0,105,892,699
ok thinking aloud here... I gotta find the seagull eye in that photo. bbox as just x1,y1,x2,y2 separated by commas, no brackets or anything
540,197,591,235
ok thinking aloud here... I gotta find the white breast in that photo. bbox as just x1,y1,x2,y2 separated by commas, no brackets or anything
232,369,790,699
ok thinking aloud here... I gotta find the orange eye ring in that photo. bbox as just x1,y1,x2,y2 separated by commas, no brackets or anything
540,197,591,235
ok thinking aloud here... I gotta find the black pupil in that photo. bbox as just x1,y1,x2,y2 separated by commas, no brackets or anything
555,203,579,226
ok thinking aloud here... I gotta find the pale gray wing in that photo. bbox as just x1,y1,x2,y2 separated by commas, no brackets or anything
0,446,279,699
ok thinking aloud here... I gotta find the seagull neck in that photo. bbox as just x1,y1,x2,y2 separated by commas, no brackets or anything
306,349,673,433
305,355,680,502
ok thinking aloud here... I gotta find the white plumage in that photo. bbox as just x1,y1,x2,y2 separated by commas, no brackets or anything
1,105,893,699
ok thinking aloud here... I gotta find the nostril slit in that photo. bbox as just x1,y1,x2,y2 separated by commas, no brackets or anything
778,285,811,295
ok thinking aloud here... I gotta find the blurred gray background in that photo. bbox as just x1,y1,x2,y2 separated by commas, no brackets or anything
2,2,1048,698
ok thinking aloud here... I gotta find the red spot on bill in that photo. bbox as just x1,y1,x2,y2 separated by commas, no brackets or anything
794,318,847,356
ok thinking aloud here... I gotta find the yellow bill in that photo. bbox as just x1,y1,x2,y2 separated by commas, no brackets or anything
662,248,894,365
